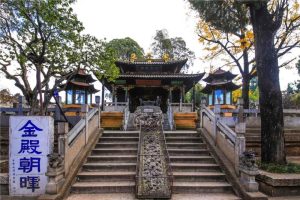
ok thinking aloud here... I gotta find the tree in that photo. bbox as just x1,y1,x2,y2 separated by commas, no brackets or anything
0,89,19,105
105,37,144,60
188,0,300,164
197,19,255,109
0,0,118,114
190,1,299,109
184,83,205,107
151,29,195,68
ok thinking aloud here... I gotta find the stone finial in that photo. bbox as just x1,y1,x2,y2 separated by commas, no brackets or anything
239,151,258,171
47,153,64,169
239,151,259,192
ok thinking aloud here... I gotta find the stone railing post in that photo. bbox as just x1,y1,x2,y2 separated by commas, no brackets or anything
235,98,246,175
81,104,89,144
45,153,65,195
200,98,206,128
239,151,259,192
57,122,68,156
95,96,101,128
213,104,221,144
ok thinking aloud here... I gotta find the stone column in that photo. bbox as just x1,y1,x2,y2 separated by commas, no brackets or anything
81,104,89,144
213,104,221,144
239,151,259,192
45,154,65,195
200,98,207,128
235,98,246,175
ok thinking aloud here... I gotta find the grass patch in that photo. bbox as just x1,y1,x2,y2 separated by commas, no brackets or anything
258,161,300,173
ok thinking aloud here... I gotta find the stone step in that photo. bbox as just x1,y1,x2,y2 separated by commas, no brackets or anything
77,171,135,182
166,137,203,143
87,155,137,163
170,156,215,163
173,172,226,182
102,132,139,137
164,131,197,134
165,133,199,137
71,181,135,194
168,149,211,156
98,137,139,142
171,163,220,172
167,143,207,149
173,182,233,193
82,162,136,172
91,148,137,155
103,130,139,134
95,142,138,148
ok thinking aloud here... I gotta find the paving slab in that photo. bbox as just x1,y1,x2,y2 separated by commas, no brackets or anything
66,193,241,200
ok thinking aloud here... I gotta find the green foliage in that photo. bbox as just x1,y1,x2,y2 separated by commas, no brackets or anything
184,83,205,107
151,29,195,68
0,0,119,110
105,37,144,60
188,0,249,34
258,161,300,173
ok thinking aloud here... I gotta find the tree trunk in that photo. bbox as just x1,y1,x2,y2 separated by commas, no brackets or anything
249,3,286,164
37,65,43,115
242,48,250,109
242,75,250,109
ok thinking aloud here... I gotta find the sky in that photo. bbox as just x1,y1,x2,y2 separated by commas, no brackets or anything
0,0,299,97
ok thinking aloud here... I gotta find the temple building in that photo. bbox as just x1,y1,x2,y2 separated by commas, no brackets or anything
61,69,99,106
201,68,240,109
102,57,205,113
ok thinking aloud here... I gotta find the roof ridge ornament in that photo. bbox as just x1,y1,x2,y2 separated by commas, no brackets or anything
162,53,170,62
130,53,137,63
146,52,152,63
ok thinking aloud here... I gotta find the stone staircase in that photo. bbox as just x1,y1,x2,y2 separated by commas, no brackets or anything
71,130,138,194
165,130,240,198
69,130,240,199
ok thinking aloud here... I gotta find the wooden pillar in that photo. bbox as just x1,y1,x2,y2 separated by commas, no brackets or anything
112,85,115,103
169,87,172,103
125,87,128,101
182,86,185,102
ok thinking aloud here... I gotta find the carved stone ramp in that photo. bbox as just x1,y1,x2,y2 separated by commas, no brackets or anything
165,130,241,199
70,130,138,194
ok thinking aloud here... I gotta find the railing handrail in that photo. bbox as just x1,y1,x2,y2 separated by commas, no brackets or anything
201,105,236,144
67,108,98,144
217,121,236,144
202,106,215,121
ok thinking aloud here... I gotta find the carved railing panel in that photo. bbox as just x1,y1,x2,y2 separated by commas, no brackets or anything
134,106,172,199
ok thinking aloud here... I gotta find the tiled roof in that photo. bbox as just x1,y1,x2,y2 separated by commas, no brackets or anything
116,59,188,65
119,73,204,79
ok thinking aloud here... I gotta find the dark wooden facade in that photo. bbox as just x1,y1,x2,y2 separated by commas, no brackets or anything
103,59,204,112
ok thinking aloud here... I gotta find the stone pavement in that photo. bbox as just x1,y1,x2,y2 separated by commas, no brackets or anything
67,193,241,200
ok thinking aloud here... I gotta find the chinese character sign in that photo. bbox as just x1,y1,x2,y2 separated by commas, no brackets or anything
9,116,54,196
